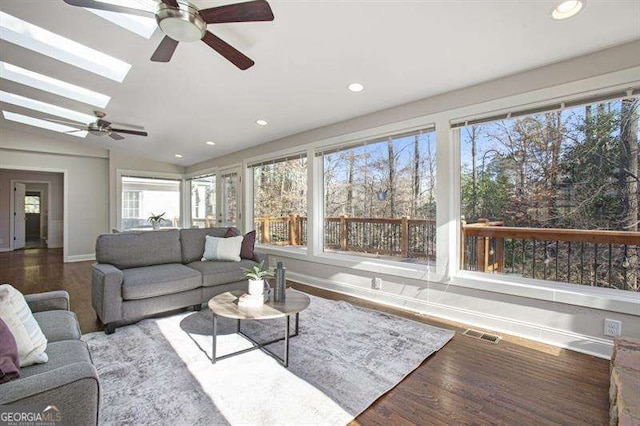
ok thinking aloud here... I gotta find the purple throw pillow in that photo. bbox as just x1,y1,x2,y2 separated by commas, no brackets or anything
240,230,257,261
0,318,21,384
224,227,241,238
224,228,257,261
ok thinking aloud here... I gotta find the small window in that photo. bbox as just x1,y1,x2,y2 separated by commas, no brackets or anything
25,195,40,214
190,175,216,228
252,155,308,247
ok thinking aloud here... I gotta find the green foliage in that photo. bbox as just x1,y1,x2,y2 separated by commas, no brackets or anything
148,212,165,224
242,260,273,280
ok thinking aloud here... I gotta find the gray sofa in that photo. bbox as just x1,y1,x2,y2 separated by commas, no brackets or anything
0,291,100,426
92,227,261,334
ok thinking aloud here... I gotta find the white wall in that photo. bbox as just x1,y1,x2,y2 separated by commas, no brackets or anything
188,41,640,358
0,128,109,260
0,170,63,249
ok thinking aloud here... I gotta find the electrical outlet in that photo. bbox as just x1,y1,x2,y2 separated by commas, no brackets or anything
604,319,622,337
372,277,382,290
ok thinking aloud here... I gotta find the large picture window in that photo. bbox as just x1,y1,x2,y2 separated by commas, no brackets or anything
459,97,639,292
120,176,181,230
252,155,307,247
190,175,216,228
320,129,436,262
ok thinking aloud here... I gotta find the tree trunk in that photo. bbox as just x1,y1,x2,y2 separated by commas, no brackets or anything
412,135,420,217
619,98,639,232
387,139,396,217
347,151,355,215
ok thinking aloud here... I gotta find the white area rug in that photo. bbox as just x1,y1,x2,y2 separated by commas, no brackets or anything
84,291,454,425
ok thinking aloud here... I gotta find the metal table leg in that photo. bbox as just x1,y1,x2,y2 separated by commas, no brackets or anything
212,313,217,364
284,314,290,367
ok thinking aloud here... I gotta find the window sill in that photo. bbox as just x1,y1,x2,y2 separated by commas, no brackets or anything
451,271,640,316
256,244,433,281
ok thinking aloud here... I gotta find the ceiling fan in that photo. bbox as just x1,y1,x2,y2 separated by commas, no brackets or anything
45,111,148,140
62,0,274,70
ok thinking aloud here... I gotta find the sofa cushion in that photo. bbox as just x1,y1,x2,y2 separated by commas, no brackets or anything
122,264,202,301
180,227,238,264
19,340,91,379
96,229,182,269
188,259,258,287
33,311,81,343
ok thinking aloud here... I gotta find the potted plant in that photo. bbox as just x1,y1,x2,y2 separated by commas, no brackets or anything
242,261,272,296
148,212,165,230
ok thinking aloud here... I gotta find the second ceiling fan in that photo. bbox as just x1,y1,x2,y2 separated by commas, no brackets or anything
63,0,274,70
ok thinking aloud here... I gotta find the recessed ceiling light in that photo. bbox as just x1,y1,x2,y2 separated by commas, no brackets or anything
174,154,183,158
552,0,585,20
348,83,364,92
256,119,268,126
0,62,111,108
206,141,216,146
3,110,88,138
0,11,131,82
0,90,96,124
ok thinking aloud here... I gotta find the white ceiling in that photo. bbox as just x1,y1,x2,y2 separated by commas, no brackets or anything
0,0,639,166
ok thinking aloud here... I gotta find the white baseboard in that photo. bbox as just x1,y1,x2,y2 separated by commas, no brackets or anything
65,253,95,263
0,247,11,252
47,244,63,249
288,271,614,360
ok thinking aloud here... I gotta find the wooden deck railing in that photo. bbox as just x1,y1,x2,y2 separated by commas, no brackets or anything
462,219,640,291
254,215,436,259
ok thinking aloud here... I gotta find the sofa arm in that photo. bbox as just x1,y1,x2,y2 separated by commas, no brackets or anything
25,291,70,313
0,362,100,425
254,252,266,264
92,263,124,325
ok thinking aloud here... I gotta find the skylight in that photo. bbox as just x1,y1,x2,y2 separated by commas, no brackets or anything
0,90,96,124
3,111,88,138
87,0,157,39
0,62,111,108
0,11,131,82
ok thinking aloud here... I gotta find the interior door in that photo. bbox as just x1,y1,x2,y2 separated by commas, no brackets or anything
220,169,242,229
13,183,26,249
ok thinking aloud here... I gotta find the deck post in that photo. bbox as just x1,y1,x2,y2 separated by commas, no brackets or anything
340,214,348,251
289,213,298,246
401,216,410,258
262,216,270,244
460,219,466,269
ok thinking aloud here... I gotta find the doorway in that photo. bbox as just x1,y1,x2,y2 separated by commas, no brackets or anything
3,170,63,253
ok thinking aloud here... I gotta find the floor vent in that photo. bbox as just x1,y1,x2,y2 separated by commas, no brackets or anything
462,328,501,344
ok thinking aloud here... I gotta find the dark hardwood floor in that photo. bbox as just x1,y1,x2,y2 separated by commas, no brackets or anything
0,248,610,425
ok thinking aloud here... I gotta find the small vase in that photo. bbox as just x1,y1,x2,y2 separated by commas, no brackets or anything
152,221,160,230
248,279,264,296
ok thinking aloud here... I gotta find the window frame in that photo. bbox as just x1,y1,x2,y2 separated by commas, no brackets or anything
239,71,640,315
116,169,185,231
249,153,309,249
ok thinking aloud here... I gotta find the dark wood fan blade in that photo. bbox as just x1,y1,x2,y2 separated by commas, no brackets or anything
200,0,274,24
62,0,153,17
151,36,179,62
97,119,111,127
161,0,179,7
201,31,254,70
109,132,125,141
110,128,148,137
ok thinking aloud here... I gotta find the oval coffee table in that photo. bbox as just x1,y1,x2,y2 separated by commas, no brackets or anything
208,289,310,367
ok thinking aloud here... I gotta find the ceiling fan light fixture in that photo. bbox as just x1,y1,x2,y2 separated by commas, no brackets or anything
552,0,584,20
156,3,206,42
